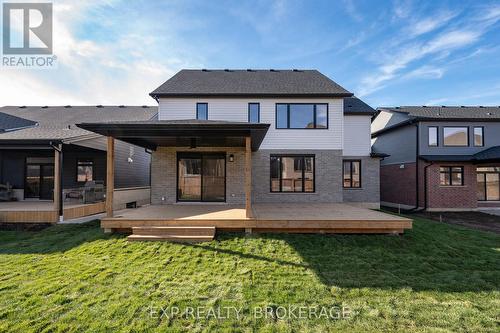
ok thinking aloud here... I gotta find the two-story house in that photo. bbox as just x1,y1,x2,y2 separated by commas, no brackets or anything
372,106,500,211
76,69,413,239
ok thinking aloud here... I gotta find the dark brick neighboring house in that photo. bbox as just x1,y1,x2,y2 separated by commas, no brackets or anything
372,106,500,211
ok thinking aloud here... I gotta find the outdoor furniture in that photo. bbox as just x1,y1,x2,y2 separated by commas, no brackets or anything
0,183,14,201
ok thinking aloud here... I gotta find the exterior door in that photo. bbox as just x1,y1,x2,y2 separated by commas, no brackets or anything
25,162,54,199
177,153,225,202
477,167,500,201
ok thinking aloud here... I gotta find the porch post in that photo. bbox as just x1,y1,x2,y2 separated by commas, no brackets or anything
53,144,62,221
106,136,115,218
245,136,253,219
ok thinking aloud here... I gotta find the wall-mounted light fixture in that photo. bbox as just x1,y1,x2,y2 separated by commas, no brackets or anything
229,154,234,162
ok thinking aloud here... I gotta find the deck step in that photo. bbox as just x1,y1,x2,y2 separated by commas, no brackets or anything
127,234,214,243
131,226,216,236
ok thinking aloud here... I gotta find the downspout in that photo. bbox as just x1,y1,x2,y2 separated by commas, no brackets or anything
423,162,433,211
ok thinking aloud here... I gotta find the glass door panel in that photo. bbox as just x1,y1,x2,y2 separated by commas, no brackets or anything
178,158,202,201
40,165,54,200
486,173,500,201
202,156,225,201
25,165,41,198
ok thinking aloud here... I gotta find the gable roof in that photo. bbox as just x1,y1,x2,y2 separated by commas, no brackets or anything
150,69,353,98
0,112,38,133
378,106,500,120
0,105,157,143
344,97,376,115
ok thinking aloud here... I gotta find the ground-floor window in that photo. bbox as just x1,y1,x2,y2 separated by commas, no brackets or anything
343,160,361,188
477,167,500,201
270,155,314,192
77,159,94,183
439,166,464,186
177,153,225,202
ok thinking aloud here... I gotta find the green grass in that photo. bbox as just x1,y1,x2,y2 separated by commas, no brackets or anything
0,217,498,332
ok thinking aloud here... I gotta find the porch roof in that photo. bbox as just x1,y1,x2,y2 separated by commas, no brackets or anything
420,145,500,163
76,120,270,151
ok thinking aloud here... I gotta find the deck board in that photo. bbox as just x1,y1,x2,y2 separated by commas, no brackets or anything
103,203,412,234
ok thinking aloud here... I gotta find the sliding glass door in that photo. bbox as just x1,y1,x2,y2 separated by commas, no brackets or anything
177,153,225,202
25,158,54,200
477,167,500,201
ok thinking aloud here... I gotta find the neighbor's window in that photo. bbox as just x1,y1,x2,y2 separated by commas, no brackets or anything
276,103,328,129
428,126,438,146
343,160,361,188
77,160,93,182
270,155,314,192
439,166,464,186
196,103,208,120
248,103,260,123
474,127,484,146
443,127,468,146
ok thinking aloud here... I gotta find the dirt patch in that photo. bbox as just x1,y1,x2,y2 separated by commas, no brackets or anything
414,211,500,234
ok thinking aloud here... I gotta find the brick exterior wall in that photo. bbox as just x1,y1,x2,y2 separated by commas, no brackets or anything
252,149,343,203
380,163,417,207
381,161,500,210
342,156,381,208
151,147,245,204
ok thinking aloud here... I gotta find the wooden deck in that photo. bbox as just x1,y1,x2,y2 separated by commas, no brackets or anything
0,201,106,223
102,203,412,234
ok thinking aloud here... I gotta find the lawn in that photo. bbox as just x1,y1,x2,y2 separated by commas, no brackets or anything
0,216,498,332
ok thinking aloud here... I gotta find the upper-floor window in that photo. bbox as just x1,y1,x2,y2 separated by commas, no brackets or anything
474,127,484,147
276,103,328,129
428,126,438,146
248,103,260,123
443,127,468,146
196,103,208,120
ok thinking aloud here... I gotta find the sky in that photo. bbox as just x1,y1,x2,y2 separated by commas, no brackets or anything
1,0,500,107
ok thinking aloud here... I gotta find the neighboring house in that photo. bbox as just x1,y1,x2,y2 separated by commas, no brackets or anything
79,69,381,209
0,105,157,221
372,106,500,211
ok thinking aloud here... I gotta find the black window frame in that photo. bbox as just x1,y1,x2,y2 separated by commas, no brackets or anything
196,102,208,120
428,126,438,147
443,127,469,147
270,155,315,193
275,103,329,129
473,126,484,147
76,159,94,183
248,103,260,123
343,160,362,188
439,166,464,186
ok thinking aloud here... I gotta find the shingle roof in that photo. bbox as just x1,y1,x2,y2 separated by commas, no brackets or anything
344,97,375,115
150,69,353,98
378,106,500,120
0,106,157,142
0,112,37,132
473,146,500,161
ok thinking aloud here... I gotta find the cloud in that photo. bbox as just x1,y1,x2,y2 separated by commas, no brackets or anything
404,66,444,80
392,0,412,20
408,11,458,37
342,0,363,22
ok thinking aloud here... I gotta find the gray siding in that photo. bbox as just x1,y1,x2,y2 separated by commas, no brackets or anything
75,137,151,189
342,156,380,205
372,125,417,165
419,121,500,156
371,110,411,133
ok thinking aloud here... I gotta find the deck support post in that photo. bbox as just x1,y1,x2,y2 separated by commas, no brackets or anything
53,144,62,222
106,136,115,218
245,136,253,219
